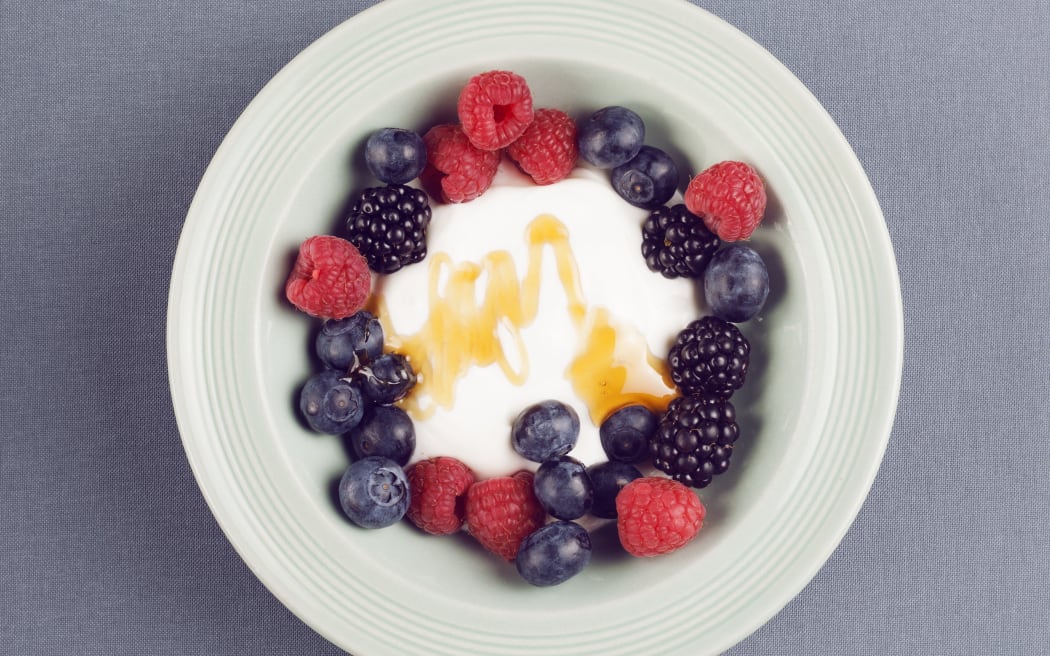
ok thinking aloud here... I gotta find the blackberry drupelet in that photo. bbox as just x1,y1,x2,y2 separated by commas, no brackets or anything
641,204,720,278
668,316,750,397
345,184,431,274
650,394,739,488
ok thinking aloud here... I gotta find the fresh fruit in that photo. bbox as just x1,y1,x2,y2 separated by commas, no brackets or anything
353,352,417,405
364,127,428,185
577,106,645,169
587,461,643,519
667,316,750,398
285,235,371,320
684,161,766,242
515,521,592,586
457,70,534,151
506,108,578,185
510,400,581,463
345,184,431,274
299,369,365,435
641,203,721,279
465,471,546,561
704,244,770,323
349,404,416,466
338,456,410,529
405,456,476,535
611,145,679,209
650,394,739,488
422,123,502,203
315,311,384,372
599,405,657,463
616,477,705,557
533,456,594,520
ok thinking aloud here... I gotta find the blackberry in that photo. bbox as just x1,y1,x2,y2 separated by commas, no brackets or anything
346,184,431,274
650,394,739,488
668,316,749,397
641,204,720,279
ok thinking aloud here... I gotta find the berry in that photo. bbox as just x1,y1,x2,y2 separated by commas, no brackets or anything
650,394,739,488
422,123,501,203
299,370,365,435
611,145,679,209
506,108,578,185
349,404,416,466
405,456,476,535
338,456,410,529
599,405,657,463
315,311,384,372
533,456,594,520
345,184,431,274
641,203,721,279
704,244,770,323
465,471,546,561
667,316,750,398
577,106,645,169
587,461,643,519
285,235,371,320
616,477,705,557
456,70,534,151
684,161,766,242
515,521,592,586
353,352,417,405
510,400,580,463
364,128,427,185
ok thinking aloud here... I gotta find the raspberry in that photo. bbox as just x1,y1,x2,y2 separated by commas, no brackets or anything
457,70,534,151
284,235,371,320
506,108,578,185
465,471,546,561
421,124,501,203
668,316,750,398
615,477,705,557
684,161,766,242
405,457,476,535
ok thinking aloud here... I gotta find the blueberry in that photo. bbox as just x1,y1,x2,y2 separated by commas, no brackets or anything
299,370,365,434
599,405,657,463
586,461,643,519
349,405,415,466
611,145,679,209
577,106,645,169
315,311,384,372
515,521,592,586
511,400,580,463
353,353,417,405
703,244,770,322
364,128,427,185
534,456,594,520
338,456,410,528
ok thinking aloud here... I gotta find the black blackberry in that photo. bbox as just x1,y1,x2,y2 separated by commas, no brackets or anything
346,184,431,274
641,203,720,278
650,394,739,488
668,316,749,397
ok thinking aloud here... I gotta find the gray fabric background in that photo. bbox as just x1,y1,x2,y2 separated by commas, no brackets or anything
1,0,1048,654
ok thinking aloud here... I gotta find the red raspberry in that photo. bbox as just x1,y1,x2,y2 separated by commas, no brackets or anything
616,477,705,557
465,471,547,561
284,235,371,319
405,457,476,535
684,161,767,242
457,70,534,151
421,123,501,203
506,108,578,185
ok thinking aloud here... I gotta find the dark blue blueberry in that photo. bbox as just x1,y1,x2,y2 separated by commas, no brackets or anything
611,145,679,209
364,128,427,185
511,400,580,463
599,405,657,463
577,106,645,169
703,244,770,323
515,521,592,586
534,456,594,520
338,456,409,529
315,311,384,372
299,370,365,435
349,405,415,466
586,461,643,519
353,353,417,405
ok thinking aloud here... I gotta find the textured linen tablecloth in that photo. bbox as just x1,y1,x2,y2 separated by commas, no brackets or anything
2,1,1048,654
